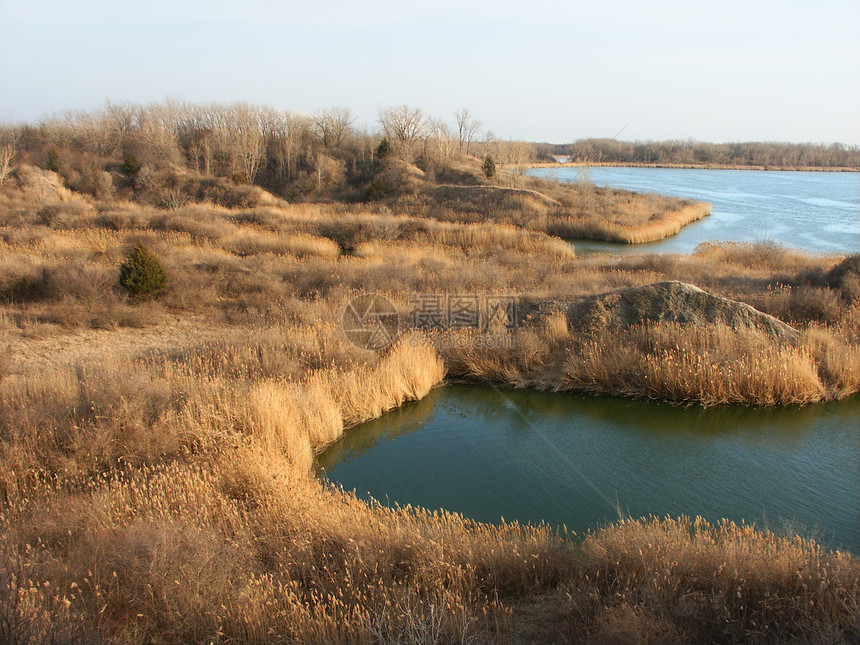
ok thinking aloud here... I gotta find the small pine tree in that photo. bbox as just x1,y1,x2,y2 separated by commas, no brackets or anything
366,176,386,201
46,146,61,173
482,154,496,179
122,153,141,176
376,138,391,160
119,244,169,298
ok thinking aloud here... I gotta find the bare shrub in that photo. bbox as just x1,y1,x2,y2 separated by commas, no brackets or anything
158,186,189,211
94,170,115,201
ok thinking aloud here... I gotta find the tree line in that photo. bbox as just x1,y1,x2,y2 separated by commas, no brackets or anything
3,101,854,204
1,101,384,198
538,139,860,168
0,100,551,202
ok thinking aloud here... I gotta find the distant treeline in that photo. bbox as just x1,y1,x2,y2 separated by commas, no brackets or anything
3,102,858,207
538,139,860,168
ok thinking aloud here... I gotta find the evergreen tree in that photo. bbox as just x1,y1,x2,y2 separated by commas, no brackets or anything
46,146,61,172
376,138,391,160
482,154,496,179
119,244,169,298
122,153,141,176
366,176,386,201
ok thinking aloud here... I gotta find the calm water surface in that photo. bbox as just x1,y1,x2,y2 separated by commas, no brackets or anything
526,167,859,255
319,386,860,552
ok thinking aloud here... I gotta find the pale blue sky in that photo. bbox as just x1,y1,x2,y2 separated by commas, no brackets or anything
2,0,858,144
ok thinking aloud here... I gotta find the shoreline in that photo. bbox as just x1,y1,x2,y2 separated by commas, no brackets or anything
548,201,712,245
523,161,860,172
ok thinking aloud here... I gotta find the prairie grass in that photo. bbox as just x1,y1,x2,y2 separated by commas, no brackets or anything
539,201,712,244
2,464,857,643
1,176,858,642
445,317,858,406
408,178,711,244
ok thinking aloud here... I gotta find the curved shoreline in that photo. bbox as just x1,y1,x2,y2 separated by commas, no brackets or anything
543,201,712,244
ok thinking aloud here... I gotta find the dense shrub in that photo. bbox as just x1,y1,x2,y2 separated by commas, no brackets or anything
118,244,169,298
122,153,141,176
482,154,496,179
366,176,386,201
45,145,61,172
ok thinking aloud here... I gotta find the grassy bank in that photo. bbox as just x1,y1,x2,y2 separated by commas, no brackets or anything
444,316,859,406
2,159,859,642
416,179,711,244
2,326,858,642
537,201,711,244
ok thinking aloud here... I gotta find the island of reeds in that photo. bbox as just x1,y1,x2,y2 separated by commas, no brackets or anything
0,103,858,644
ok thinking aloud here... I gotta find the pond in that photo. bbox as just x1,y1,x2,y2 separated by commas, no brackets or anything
318,385,860,553
526,167,859,255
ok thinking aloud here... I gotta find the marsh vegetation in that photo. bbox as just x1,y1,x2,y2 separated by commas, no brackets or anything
0,103,858,643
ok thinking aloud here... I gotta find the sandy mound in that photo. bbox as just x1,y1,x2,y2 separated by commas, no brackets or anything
13,164,83,204
567,281,800,343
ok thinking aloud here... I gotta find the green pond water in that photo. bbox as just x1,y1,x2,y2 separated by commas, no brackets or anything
318,385,860,553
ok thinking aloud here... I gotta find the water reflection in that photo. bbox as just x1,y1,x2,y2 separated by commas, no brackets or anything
317,387,442,469
319,386,860,552
441,386,846,443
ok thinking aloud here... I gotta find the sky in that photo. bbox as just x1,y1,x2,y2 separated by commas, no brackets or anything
1,0,859,145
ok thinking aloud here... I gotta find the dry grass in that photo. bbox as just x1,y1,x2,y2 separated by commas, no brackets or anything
526,516,860,644
539,201,712,244
561,323,828,406
1,176,858,642
2,464,857,643
445,314,859,406
408,176,711,245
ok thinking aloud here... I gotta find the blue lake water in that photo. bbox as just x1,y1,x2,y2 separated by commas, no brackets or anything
526,167,859,255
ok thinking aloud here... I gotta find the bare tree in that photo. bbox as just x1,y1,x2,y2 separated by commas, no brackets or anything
313,152,345,190
126,102,182,166
378,105,427,165
454,108,481,154
260,108,309,182
189,103,265,182
0,127,20,187
0,144,15,187
58,102,134,158
490,140,536,186
188,133,214,176
101,101,135,156
311,107,353,147
427,119,457,170
230,104,265,183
